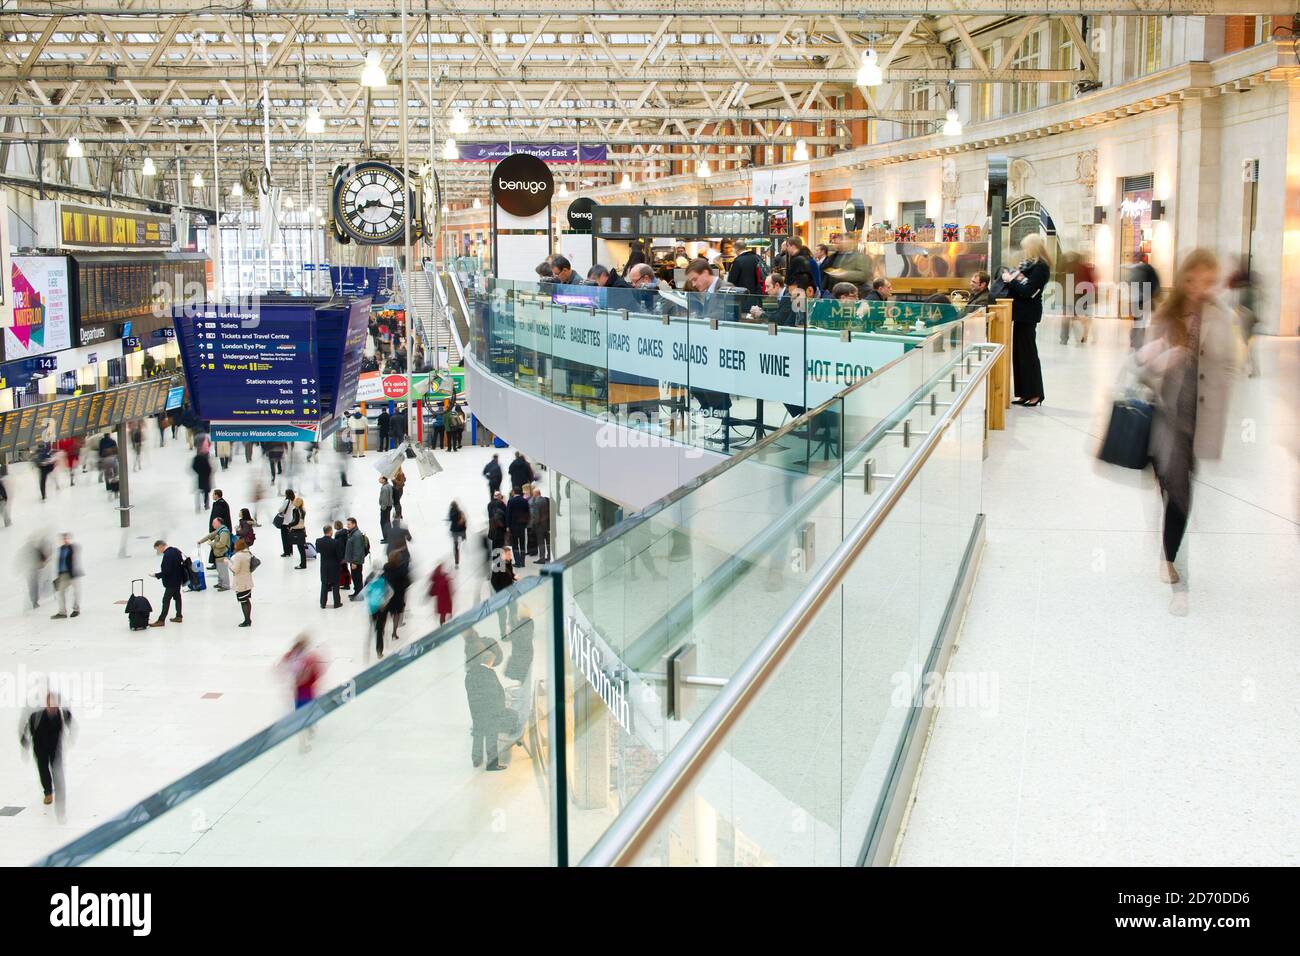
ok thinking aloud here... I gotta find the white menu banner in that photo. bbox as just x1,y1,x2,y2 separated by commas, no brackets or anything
503,296,904,406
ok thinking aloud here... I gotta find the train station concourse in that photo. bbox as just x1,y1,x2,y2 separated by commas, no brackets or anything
0,1,1295,887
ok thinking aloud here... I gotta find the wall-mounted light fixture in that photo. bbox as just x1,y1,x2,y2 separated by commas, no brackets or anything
1150,199,1167,220
1093,206,1107,225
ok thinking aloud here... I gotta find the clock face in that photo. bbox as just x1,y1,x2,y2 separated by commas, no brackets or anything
333,161,408,244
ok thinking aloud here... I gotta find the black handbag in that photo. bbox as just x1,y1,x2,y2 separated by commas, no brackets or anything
1098,398,1153,469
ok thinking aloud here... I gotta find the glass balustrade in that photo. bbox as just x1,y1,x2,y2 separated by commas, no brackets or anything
38,281,995,868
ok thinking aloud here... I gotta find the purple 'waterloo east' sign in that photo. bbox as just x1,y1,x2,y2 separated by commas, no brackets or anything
455,143,606,163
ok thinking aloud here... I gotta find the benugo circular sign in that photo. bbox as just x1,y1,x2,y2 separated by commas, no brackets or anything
567,196,597,233
491,153,554,217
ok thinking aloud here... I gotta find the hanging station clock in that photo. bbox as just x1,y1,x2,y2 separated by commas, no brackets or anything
329,159,424,245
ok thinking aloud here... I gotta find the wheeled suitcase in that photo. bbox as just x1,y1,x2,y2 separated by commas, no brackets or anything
186,559,207,592
125,579,152,630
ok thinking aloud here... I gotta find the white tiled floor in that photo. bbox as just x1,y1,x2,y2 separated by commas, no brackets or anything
897,320,1300,866
0,427,550,865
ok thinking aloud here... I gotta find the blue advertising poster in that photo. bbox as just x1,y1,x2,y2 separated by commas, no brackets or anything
176,308,320,421
334,299,371,415
166,386,185,410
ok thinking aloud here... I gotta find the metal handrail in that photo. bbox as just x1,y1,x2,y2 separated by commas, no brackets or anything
579,341,1003,867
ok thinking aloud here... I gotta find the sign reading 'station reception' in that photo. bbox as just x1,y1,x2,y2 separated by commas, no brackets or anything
175,309,319,421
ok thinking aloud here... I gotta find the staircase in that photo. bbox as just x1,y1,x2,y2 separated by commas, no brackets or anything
398,265,460,367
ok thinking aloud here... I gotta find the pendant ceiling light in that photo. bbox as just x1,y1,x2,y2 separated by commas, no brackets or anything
360,50,387,88
557,181,570,198
304,107,325,135
619,173,632,189
793,139,810,162
230,181,243,197
442,138,458,160
442,203,450,214
449,108,470,135
65,137,84,159
191,171,204,189
696,159,711,179
141,156,157,176
942,109,962,137
284,195,295,209
857,50,883,88
472,197,482,209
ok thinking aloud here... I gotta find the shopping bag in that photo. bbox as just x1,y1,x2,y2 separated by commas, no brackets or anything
1098,398,1153,469
371,442,409,479
412,445,443,479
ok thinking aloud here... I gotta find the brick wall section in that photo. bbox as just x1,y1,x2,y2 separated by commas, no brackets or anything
1224,16,1255,54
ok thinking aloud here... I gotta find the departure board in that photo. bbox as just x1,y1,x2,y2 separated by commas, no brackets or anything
0,378,179,455
0,410,17,453
180,310,320,421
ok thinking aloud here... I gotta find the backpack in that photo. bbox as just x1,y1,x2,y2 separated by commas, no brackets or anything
361,533,371,556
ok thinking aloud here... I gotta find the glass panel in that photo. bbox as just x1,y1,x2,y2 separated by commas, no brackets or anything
51,579,560,867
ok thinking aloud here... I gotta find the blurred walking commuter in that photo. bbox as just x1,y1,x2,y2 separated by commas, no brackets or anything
430,562,454,625
1137,250,1239,587
1124,250,1162,349
447,500,468,567
19,692,74,817
192,447,213,511
482,453,502,499
50,533,82,619
278,635,324,751
1227,258,1260,377
22,535,48,609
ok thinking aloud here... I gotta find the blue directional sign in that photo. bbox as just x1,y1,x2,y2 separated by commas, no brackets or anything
174,306,320,421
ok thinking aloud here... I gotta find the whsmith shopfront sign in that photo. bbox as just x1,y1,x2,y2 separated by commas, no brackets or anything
504,293,906,407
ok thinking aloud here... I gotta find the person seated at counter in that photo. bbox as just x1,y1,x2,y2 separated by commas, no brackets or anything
626,263,662,313
587,264,631,289
548,255,577,286
815,244,831,267
773,276,817,329
865,277,893,302
831,282,859,303
685,259,746,322
535,261,553,281
961,271,991,315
